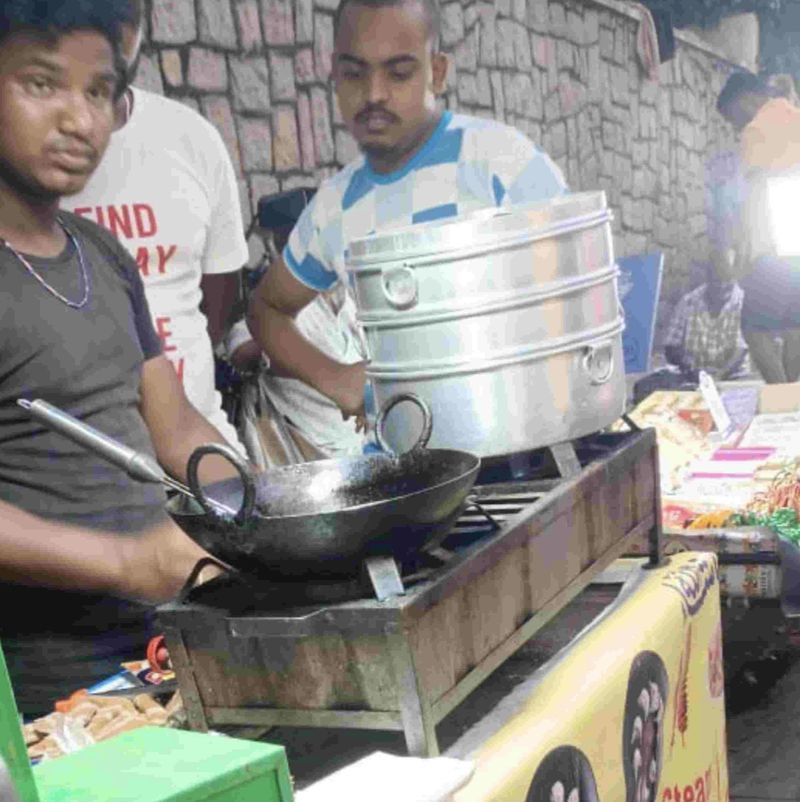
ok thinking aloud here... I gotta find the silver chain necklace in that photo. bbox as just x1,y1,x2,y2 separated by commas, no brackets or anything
0,218,91,309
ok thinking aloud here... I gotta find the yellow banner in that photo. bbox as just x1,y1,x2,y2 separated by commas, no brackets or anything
452,552,729,802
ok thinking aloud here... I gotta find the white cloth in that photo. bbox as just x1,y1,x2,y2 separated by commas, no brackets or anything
295,751,475,802
64,88,248,448
227,283,367,457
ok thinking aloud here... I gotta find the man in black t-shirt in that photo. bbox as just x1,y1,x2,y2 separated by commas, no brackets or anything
0,2,239,713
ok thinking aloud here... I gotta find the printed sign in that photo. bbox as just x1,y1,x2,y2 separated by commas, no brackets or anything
451,553,729,802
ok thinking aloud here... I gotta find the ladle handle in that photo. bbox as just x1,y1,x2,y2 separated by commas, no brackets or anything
17,398,166,484
186,443,257,527
375,393,433,456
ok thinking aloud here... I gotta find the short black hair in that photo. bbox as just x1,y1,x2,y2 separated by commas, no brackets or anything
0,0,131,51
717,71,771,114
333,0,442,46
123,0,145,28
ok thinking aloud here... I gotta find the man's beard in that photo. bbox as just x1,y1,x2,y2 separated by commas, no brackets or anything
359,141,394,158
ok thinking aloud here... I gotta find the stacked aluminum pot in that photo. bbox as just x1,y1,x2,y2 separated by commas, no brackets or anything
346,191,626,458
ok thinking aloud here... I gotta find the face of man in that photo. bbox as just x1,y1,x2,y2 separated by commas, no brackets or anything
705,274,734,315
0,30,118,202
333,0,448,173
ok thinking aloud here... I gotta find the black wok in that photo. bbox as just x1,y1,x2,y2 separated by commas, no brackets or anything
168,394,480,578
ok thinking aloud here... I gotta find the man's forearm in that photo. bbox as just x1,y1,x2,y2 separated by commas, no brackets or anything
0,500,217,604
156,408,241,486
0,501,125,596
247,303,349,401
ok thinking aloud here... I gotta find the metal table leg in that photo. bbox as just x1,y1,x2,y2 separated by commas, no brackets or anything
550,441,582,478
162,626,210,733
387,632,439,757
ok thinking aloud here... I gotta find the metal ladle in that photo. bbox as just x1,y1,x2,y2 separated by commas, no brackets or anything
17,399,236,517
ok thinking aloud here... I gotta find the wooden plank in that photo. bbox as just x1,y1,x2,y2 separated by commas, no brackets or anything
207,707,403,730
180,629,398,711
430,520,653,722
400,430,657,619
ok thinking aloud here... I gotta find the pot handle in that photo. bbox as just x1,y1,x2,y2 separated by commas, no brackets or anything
582,340,615,385
375,393,433,455
186,443,257,527
381,264,418,310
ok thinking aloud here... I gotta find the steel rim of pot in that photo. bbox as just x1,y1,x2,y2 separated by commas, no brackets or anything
365,319,625,380
347,191,611,265
347,208,613,270
357,263,620,328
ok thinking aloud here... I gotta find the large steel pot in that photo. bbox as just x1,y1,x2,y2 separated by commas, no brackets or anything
347,192,625,458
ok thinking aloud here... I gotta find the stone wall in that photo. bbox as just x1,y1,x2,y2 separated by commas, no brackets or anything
135,0,742,323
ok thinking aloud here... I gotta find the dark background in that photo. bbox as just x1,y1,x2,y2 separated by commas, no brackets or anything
647,0,800,79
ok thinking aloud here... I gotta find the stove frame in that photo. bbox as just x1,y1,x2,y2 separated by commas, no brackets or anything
160,429,661,756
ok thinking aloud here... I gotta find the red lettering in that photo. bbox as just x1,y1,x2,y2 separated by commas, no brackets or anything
108,205,134,239
663,767,715,802
173,358,185,383
135,246,150,277
95,206,106,229
72,207,92,219
695,776,706,802
133,204,157,238
156,245,177,274
155,317,177,353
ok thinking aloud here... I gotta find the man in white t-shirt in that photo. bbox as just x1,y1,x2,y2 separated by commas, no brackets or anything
247,0,566,427
65,1,247,447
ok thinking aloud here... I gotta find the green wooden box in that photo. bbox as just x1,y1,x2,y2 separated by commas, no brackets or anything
0,644,39,802
33,727,293,802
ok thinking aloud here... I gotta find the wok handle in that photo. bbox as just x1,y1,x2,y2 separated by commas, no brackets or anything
186,443,257,527
177,556,232,605
375,392,433,455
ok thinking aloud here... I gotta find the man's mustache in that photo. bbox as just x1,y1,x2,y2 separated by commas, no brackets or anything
355,105,399,124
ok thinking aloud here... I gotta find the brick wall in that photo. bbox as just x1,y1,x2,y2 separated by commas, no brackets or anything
135,0,742,324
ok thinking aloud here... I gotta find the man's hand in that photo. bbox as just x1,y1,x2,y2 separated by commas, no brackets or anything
229,339,264,374
118,520,221,604
330,361,368,421
248,257,368,411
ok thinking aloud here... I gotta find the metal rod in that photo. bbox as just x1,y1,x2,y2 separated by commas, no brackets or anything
18,398,235,516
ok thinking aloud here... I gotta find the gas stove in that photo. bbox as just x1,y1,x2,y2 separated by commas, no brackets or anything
159,429,661,756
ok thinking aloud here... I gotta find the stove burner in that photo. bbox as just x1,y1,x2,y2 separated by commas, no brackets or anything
184,570,369,612
477,434,622,484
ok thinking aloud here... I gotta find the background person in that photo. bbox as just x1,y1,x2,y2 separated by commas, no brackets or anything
247,0,567,427
716,71,800,383
64,0,247,448
663,264,749,381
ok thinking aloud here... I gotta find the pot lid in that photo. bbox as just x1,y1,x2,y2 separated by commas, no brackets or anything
347,190,609,268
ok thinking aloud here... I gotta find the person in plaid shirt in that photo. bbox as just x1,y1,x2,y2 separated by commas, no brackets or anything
663,267,749,380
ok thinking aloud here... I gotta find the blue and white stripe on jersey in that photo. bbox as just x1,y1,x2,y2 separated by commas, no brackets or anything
284,110,568,291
